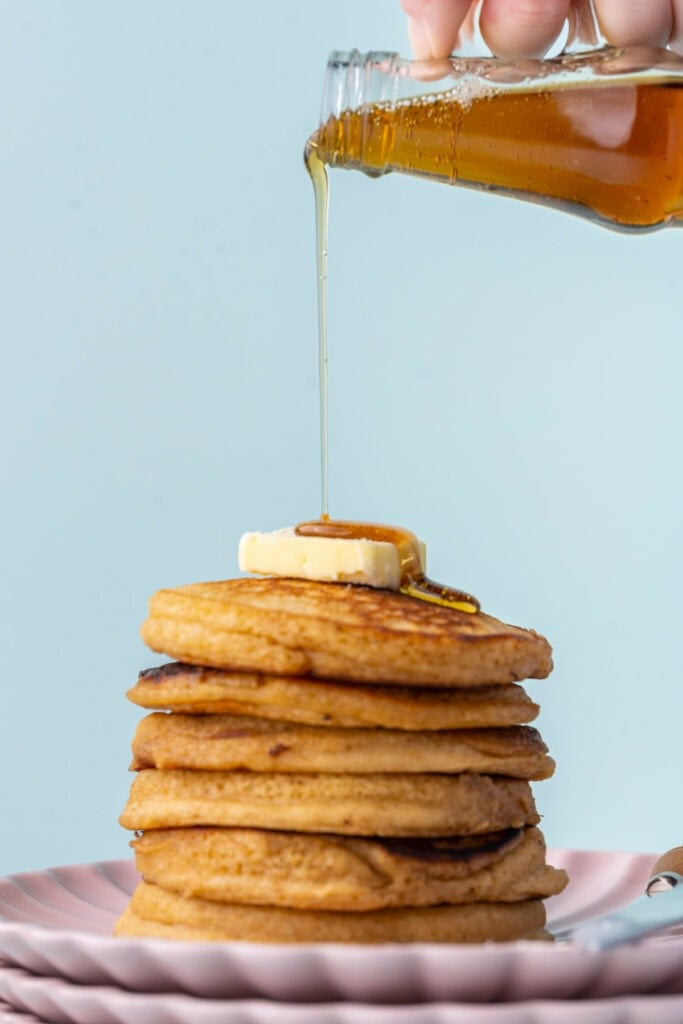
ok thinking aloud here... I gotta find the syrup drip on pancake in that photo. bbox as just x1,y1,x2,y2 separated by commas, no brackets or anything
295,518,479,613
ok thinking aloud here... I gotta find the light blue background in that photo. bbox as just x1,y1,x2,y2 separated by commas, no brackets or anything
2,2,682,878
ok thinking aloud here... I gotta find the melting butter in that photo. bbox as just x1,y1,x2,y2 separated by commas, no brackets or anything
239,520,479,613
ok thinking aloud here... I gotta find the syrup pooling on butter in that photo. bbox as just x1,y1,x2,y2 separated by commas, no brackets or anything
295,519,480,613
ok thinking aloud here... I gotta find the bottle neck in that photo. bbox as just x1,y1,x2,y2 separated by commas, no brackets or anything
320,51,406,126
315,51,407,173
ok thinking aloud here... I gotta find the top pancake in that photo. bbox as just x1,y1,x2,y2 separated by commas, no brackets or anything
140,577,552,686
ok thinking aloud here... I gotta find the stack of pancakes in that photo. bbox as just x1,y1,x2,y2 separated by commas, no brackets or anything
116,577,567,942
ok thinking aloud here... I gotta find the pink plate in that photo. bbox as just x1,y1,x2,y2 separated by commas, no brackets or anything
5,963,683,1024
2,849,681,1004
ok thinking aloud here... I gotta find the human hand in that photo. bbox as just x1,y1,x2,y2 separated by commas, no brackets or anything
400,0,683,59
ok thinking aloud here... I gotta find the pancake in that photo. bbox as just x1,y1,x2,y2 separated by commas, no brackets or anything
130,713,555,780
128,663,540,729
119,769,540,836
140,578,552,686
115,880,547,943
130,825,568,910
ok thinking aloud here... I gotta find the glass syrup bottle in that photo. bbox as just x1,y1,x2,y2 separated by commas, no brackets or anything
306,44,683,231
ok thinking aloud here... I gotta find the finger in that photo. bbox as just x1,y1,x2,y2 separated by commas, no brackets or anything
593,0,672,48
400,0,474,59
479,0,572,57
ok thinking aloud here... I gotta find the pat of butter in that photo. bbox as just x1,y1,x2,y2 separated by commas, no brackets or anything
238,527,426,590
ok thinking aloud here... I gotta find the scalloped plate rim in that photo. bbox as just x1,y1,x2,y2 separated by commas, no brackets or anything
6,964,683,1024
